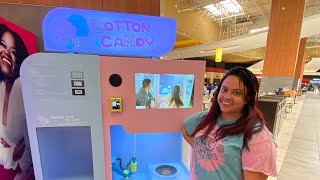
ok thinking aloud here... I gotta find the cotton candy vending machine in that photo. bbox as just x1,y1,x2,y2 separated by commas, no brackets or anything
20,7,205,180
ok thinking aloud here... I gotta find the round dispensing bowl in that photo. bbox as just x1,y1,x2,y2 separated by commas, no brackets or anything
155,165,178,176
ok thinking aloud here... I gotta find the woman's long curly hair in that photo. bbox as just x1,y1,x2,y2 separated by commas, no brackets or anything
192,66,265,149
170,85,184,107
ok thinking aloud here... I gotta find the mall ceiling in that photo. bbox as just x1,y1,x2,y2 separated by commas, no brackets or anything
161,0,320,63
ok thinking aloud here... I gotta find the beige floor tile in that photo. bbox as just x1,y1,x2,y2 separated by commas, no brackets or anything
272,93,320,180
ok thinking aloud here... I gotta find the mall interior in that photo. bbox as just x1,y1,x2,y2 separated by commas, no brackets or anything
0,0,320,180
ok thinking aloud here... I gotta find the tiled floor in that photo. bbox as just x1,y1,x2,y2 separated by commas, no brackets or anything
268,93,320,180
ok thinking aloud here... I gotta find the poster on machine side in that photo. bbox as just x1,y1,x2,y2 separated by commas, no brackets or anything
0,17,38,180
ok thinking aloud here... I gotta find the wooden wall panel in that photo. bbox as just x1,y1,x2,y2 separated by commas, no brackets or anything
0,0,19,3
263,0,306,77
1,0,103,10
1,0,160,15
103,0,160,16
46,0,103,10
19,0,43,5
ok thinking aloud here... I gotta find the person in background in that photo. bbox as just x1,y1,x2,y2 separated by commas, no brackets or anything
0,23,34,180
213,83,218,91
182,66,277,180
207,83,213,95
136,78,155,108
203,83,207,95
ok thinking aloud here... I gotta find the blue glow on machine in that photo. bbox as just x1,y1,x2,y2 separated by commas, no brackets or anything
110,125,190,180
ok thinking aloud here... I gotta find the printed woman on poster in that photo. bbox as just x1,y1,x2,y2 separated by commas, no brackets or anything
160,84,184,108
0,23,35,180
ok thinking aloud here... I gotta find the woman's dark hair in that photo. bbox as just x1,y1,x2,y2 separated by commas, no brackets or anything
142,78,151,89
192,66,265,149
169,85,184,107
0,24,29,82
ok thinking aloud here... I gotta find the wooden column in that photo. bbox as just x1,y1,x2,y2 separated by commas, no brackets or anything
260,0,306,93
294,37,307,81
299,53,307,81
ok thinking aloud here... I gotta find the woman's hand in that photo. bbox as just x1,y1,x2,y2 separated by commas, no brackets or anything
13,139,25,161
181,126,194,147
244,170,267,180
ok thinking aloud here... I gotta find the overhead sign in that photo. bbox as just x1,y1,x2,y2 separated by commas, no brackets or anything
43,8,176,58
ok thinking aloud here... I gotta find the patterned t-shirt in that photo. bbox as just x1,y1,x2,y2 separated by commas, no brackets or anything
184,111,277,180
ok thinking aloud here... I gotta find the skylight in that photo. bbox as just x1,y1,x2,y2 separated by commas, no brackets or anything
203,0,243,17
203,4,222,16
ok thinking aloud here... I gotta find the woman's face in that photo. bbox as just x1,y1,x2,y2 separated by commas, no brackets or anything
0,31,17,77
218,75,246,120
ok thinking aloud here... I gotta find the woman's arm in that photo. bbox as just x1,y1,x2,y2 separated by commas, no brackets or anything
244,170,267,180
242,127,277,179
181,126,194,147
181,111,208,148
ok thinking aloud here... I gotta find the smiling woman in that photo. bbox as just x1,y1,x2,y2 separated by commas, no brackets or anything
0,24,29,82
182,66,277,180
0,23,33,180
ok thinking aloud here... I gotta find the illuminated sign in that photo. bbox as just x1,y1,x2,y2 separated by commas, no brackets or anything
43,8,176,58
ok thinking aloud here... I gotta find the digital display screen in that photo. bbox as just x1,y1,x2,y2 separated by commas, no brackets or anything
135,73,195,109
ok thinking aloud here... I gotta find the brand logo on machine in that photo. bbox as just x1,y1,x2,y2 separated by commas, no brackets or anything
43,8,176,58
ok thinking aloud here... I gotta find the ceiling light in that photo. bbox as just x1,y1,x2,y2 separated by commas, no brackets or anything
175,4,178,8
282,7,285,10
192,29,195,31
195,24,197,27
249,26,269,33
